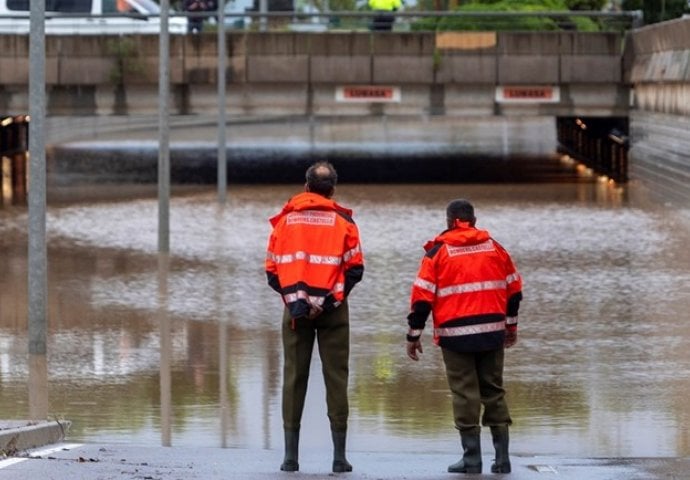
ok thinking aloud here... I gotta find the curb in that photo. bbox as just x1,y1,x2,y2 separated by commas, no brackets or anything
0,420,71,455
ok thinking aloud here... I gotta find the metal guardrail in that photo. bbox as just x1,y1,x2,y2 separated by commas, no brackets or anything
15,10,642,18
191,9,644,30
0,10,643,32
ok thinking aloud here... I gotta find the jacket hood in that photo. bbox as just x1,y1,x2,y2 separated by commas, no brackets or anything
423,222,491,252
270,192,352,227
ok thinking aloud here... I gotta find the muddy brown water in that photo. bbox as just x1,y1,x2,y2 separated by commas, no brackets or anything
1,178,689,457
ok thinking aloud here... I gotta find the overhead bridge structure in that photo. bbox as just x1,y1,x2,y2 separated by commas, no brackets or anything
0,20,689,200
0,30,627,120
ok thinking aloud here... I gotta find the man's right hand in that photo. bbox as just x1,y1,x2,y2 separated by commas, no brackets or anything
307,302,323,320
406,340,423,361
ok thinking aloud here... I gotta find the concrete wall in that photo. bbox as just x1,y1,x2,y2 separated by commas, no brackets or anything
0,31,627,118
624,17,690,203
624,17,690,116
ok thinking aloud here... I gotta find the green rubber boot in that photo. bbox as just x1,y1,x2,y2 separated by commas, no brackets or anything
280,430,299,472
448,431,482,474
332,430,353,473
490,426,511,473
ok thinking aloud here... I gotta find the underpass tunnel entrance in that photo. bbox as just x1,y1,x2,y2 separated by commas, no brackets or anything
42,116,584,187
557,116,629,183
45,145,592,186
2,114,628,207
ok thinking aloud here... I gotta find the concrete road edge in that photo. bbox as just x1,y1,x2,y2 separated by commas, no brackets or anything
0,420,71,454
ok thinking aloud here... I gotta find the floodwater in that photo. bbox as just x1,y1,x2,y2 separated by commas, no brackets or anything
1,170,690,458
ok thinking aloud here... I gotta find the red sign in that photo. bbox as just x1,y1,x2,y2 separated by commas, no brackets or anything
504,87,554,100
496,86,560,103
336,86,401,103
343,86,393,99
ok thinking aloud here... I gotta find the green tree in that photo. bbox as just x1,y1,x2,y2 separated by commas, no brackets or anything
622,0,689,23
621,0,642,8
565,0,607,9
412,0,601,31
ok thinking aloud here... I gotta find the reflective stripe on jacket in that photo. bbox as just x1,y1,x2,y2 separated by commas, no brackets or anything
266,192,364,320
408,224,522,352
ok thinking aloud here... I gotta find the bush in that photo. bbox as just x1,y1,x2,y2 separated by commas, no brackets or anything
411,0,601,31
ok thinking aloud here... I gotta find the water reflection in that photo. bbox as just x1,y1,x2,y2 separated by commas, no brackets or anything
158,254,172,447
1,153,27,206
1,182,689,457
28,353,48,420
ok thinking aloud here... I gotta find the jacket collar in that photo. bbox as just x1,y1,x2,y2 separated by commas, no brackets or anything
270,192,352,227
423,224,491,252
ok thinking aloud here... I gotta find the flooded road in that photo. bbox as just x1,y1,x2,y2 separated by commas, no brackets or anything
1,178,690,458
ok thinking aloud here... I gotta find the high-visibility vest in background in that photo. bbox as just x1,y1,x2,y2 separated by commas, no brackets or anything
368,0,401,12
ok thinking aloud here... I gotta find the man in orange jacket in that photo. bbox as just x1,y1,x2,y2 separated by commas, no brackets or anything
406,199,522,475
266,161,364,473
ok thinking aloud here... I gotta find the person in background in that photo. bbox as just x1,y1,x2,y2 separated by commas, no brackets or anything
368,0,402,31
406,199,522,474
183,0,216,33
116,0,135,13
265,161,365,473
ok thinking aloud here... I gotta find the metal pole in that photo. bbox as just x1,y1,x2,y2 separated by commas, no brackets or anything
28,0,48,421
259,0,268,32
159,0,171,253
158,4,171,445
217,0,227,204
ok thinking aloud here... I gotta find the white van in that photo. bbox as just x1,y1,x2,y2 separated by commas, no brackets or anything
0,0,188,34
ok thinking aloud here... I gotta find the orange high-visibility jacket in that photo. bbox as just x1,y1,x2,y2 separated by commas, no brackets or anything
407,223,522,353
266,192,364,320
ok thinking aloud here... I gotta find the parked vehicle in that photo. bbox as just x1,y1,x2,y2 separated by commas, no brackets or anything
0,0,188,34
223,0,252,29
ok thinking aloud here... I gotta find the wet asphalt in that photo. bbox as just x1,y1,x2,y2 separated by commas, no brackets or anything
2,441,690,480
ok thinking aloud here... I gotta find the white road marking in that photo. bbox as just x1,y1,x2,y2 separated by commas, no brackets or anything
0,443,83,470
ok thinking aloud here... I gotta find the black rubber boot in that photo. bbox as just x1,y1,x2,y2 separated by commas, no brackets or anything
448,431,482,474
280,430,299,472
490,426,511,473
331,430,353,473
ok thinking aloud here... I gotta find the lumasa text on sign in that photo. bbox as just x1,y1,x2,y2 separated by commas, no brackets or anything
495,86,560,103
336,86,401,103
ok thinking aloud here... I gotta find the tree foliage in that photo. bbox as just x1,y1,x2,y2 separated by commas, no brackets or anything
565,0,607,10
412,0,601,31
621,0,690,24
